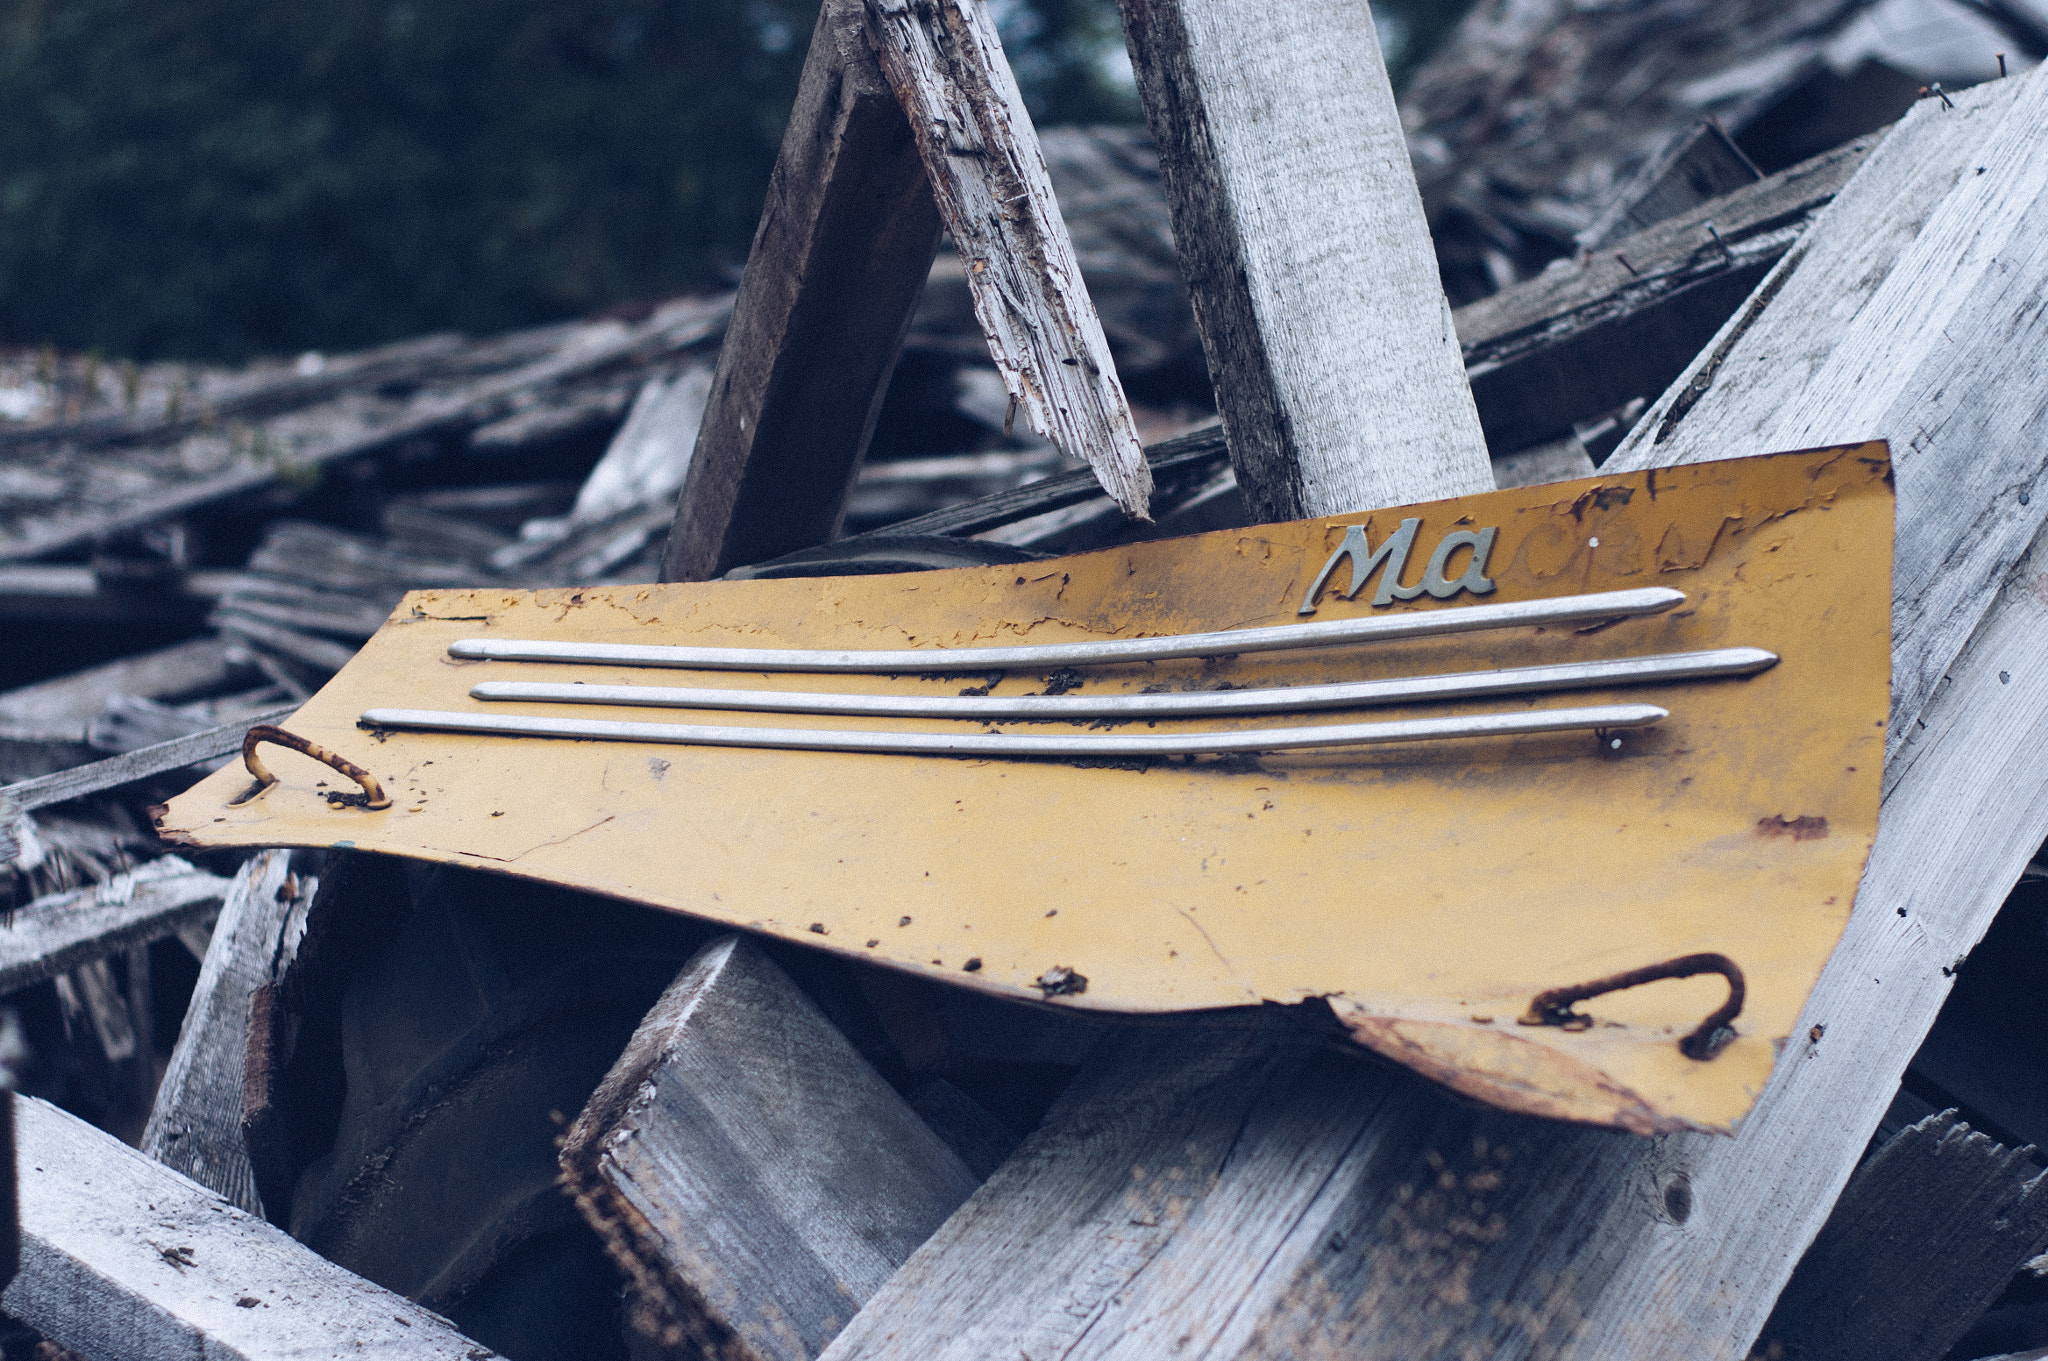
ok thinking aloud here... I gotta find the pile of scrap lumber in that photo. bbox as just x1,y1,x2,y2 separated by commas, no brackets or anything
3,0,2048,1357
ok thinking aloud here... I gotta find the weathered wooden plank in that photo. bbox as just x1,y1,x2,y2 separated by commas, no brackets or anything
864,0,1151,519
818,464,2048,1361
3,1093,498,1360
0,635,248,732
1755,1110,2048,1361
142,850,313,1216
822,65,2048,1361
1,701,297,816
659,0,944,583
1578,118,1761,251
562,934,977,1361
1459,133,1873,456
0,860,227,995
1606,71,2044,754
1118,0,1491,519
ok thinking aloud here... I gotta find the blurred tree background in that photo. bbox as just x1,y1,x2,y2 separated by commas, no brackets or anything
0,0,1470,363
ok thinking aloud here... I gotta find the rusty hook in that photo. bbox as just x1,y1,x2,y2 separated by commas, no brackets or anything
1517,952,1745,1061
228,724,391,810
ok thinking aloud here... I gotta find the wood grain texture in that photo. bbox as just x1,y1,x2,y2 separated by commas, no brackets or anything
659,0,945,583
0,861,226,995
1457,134,1873,455
142,850,314,1216
3,701,296,815
1606,71,2047,756
816,473,2048,1361
1756,1110,2048,1361
3,1094,499,1360
819,69,2048,1359
562,934,977,1361
864,0,1151,519
1117,0,1491,519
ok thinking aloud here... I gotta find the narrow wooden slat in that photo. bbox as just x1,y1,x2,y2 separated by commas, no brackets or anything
1117,0,1492,518
3,1094,498,1360
863,0,1151,519
659,0,945,583
1459,134,1874,456
823,63,2048,1361
0,865,227,995
818,469,2048,1361
1605,72,2043,756
1755,1110,2048,1361
562,934,977,1361
142,850,311,1217
0,701,296,816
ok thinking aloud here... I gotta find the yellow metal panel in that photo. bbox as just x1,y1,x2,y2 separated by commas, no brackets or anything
159,444,1893,1134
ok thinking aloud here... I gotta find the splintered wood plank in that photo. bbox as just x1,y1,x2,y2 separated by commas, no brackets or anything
0,862,227,995
821,65,2048,1361
818,475,2048,1361
1117,0,1491,518
561,935,978,1361
863,0,1152,519
658,0,945,583
1606,71,2044,755
142,850,314,1217
1755,1111,2048,1361
1457,133,1873,456
2,1094,498,1360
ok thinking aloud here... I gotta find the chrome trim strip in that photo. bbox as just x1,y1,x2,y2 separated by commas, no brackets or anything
446,587,1686,674
468,648,1773,720
358,703,1669,758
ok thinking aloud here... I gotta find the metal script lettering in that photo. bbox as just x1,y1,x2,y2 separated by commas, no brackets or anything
1298,520,1499,615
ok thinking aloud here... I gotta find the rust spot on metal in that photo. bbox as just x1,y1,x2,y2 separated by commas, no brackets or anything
229,725,391,810
1035,965,1087,998
1519,951,1745,1061
1756,814,1829,841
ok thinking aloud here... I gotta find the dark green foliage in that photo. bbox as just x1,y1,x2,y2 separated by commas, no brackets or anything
0,0,822,359
0,0,1466,362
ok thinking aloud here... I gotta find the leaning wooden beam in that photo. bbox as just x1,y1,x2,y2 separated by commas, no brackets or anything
142,850,312,1216
864,0,1151,519
2,1093,498,1360
1458,133,1873,456
1605,73,2041,753
0,861,227,995
658,0,945,583
562,934,977,1361
821,66,2048,1361
817,446,2048,1361
1755,1110,2048,1361
0,702,297,817
1117,0,1492,520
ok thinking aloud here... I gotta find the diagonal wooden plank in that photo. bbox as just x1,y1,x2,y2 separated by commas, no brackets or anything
658,0,945,583
1605,72,2045,758
4,1094,499,1359
822,62,2048,1361
0,862,227,995
1117,0,1492,517
863,0,1151,519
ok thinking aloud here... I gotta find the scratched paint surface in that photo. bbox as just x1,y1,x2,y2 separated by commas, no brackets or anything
160,444,1892,1134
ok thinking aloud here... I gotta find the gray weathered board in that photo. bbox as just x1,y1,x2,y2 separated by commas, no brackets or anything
142,850,314,1217
1118,0,1491,521
659,0,943,583
0,861,227,995
3,1093,498,1360
817,65,2048,1361
562,934,976,1361
1754,1110,2048,1361
864,0,1151,518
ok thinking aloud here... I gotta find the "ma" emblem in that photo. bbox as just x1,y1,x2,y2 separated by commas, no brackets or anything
1298,519,1498,616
